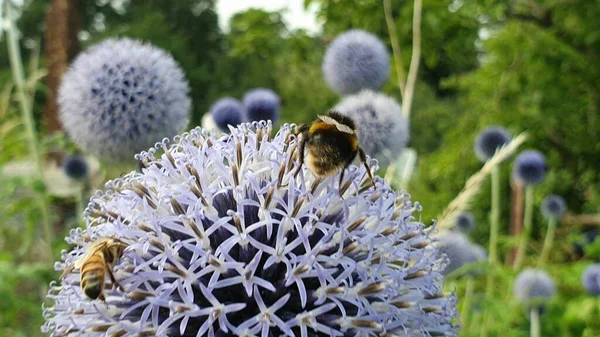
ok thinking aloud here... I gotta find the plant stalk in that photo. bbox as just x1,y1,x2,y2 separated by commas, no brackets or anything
383,0,406,99
401,0,422,119
489,166,501,264
514,185,535,270
530,308,541,337
537,218,557,268
5,3,54,248
461,277,475,328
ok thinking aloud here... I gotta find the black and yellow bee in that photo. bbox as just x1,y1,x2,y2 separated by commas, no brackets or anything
295,111,375,191
60,237,128,301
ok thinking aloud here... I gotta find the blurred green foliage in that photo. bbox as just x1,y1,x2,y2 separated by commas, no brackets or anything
1,0,599,336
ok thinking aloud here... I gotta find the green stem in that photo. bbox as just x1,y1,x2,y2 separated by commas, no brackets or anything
537,218,557,268
461,277,475,329
75,184,85,227
530,308,541,337
514,185,534,270
489,166,500,264
5,3,54,249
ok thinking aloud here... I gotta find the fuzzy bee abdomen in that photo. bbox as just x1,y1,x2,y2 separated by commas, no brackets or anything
80,258,106,300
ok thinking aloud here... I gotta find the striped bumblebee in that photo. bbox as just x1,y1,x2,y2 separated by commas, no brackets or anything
60,237,128,301
295,111,375,192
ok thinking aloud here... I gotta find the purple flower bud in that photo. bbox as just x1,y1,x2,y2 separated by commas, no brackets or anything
513,269,555,306
63,155,89,180
455,212,475,233
242,88,280,123
540,195,566,220
513,150,547,185
322,30,390,95
58,38,191,161
474,126,511,162
43,122,458,337
582,264,600,296
209,97,244,132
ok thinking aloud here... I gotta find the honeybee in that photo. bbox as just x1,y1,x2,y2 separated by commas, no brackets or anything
60,237,128,301
295,111,375,191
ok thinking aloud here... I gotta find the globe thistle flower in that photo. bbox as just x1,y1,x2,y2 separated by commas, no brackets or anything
334,90,408,167
513,150,547,185
513,269,555,308
474,126,511,162
322,30,390,95
58,38,191,162
540,195,567,220
209,98,245,132
435,232,484,276
454,212,475,233
63,155,89,180
43,122,458,337
242,88,280,124
582,264,600,296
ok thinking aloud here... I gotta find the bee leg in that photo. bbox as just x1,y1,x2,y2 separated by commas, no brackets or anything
294,134,306,179
338,169,345,198
106,266,125,291
59,263,75,280
358,148,376,188
98,293,106,302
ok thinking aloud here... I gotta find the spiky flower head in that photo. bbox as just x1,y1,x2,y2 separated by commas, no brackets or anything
334,90,409,167
454,212,475,233
58,38,191,162
209,98,245,132
474,126,511,162
63,155,89,180
43,122,458,337
540,195,566,220
435,232,485,276
513,150,547,185
322,30,390,95
582,264,600,296
242,89,280,124
513,269,555,308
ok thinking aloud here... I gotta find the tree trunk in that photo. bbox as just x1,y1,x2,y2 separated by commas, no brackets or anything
43,0,81,134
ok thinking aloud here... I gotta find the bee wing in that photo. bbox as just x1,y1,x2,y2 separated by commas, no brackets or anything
74,241,108,269
317,115,354,134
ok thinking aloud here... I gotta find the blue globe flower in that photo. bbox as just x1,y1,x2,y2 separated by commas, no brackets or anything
513,150,547,185
58,38,191,161
334,90,409,166
242,88,280,123
455,212,475,233
436,232,485,276
63,155,89,180
44,122,459,337
540,195,567,220
582,264,600,296
474,126,512,162
322,30,390,95
209,97,245,132
513,269,555,307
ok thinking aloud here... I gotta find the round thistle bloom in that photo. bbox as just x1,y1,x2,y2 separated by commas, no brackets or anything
540,195,567,220
436,232,484,276
582,264,600,296
322,30,390,95
334,90,409,166
43,122,458,337
474,126,511,162
513,269,555,307
58,38,191,161
242,88,280,124
209,98,245,132
63,155,89,180
454,212,475,233
513,150,547,185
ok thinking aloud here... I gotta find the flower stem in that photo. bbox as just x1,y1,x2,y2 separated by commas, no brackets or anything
489,166,501,264
537,218,557,268
460,276,475,328
5,2,54,250
383,0,406,99
530,308,541,337
514,185,534,270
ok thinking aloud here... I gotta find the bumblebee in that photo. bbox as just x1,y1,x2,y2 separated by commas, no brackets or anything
295,111,375,191
61,237,128,301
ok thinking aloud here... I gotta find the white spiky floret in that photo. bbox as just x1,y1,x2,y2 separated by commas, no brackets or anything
58,38,191,161
43,122,458,337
